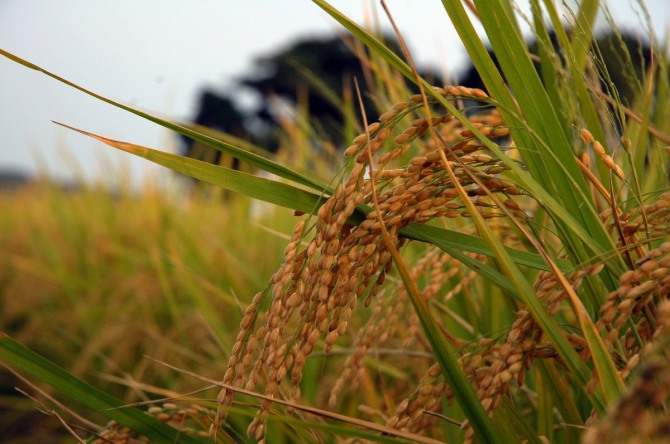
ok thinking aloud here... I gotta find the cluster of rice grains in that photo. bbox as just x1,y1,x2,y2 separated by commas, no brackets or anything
209,85,529,442
208,85,670,443
584,299,670,443
509,193,670,441
90,403,213,443
384,260,605,441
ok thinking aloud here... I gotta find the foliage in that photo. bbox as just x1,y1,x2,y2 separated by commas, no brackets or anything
182,33,440,165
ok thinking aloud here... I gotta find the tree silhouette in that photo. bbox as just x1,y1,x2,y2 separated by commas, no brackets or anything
182,30,658,166
181,33,438,163
182,91,247,166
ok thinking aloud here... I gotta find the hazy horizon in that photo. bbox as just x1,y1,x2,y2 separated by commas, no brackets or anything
1,1,667,188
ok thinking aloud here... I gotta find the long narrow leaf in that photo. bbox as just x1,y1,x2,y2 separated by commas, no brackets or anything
371,178,502,443
0,48,329,194
536,360,584,443
441,0,625,292
56,123,569,280
313,0,625,285
54,122,331,216
0,334,205,444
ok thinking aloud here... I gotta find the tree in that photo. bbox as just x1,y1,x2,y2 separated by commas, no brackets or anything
181,33,439,163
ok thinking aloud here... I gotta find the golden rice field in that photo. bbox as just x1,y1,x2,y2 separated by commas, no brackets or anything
2,1,670,443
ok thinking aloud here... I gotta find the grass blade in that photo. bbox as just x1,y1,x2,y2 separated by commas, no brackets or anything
370,174,502,444
54,122,330,216
56,122,568,282
440,0,626,292
0,48,329,194
0,334,205,444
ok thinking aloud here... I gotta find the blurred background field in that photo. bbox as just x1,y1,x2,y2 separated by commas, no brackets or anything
0,177,299,441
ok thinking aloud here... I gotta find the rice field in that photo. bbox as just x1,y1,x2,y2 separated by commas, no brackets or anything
2,1,670,443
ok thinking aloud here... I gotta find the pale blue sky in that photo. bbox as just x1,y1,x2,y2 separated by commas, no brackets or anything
0,1,667,186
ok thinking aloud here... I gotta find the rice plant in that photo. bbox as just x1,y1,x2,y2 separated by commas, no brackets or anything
2,0,670,443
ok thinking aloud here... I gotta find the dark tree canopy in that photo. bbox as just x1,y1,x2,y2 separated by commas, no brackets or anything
181,33,438,163
241,34,379,145
182,30,658,166
190,92,246,137
180,92,248,166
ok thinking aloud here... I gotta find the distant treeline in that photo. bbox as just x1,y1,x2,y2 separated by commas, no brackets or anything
182,30,657,164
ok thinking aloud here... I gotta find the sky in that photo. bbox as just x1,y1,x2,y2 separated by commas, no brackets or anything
0,1,667,187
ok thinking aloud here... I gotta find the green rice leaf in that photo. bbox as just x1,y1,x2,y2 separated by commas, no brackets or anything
495,397,545,444
0,48,329,194
0,334,205,444
442,0,625,291
53,122,330,216
536,360,584,443
379,212,502,443
55,123,569,281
